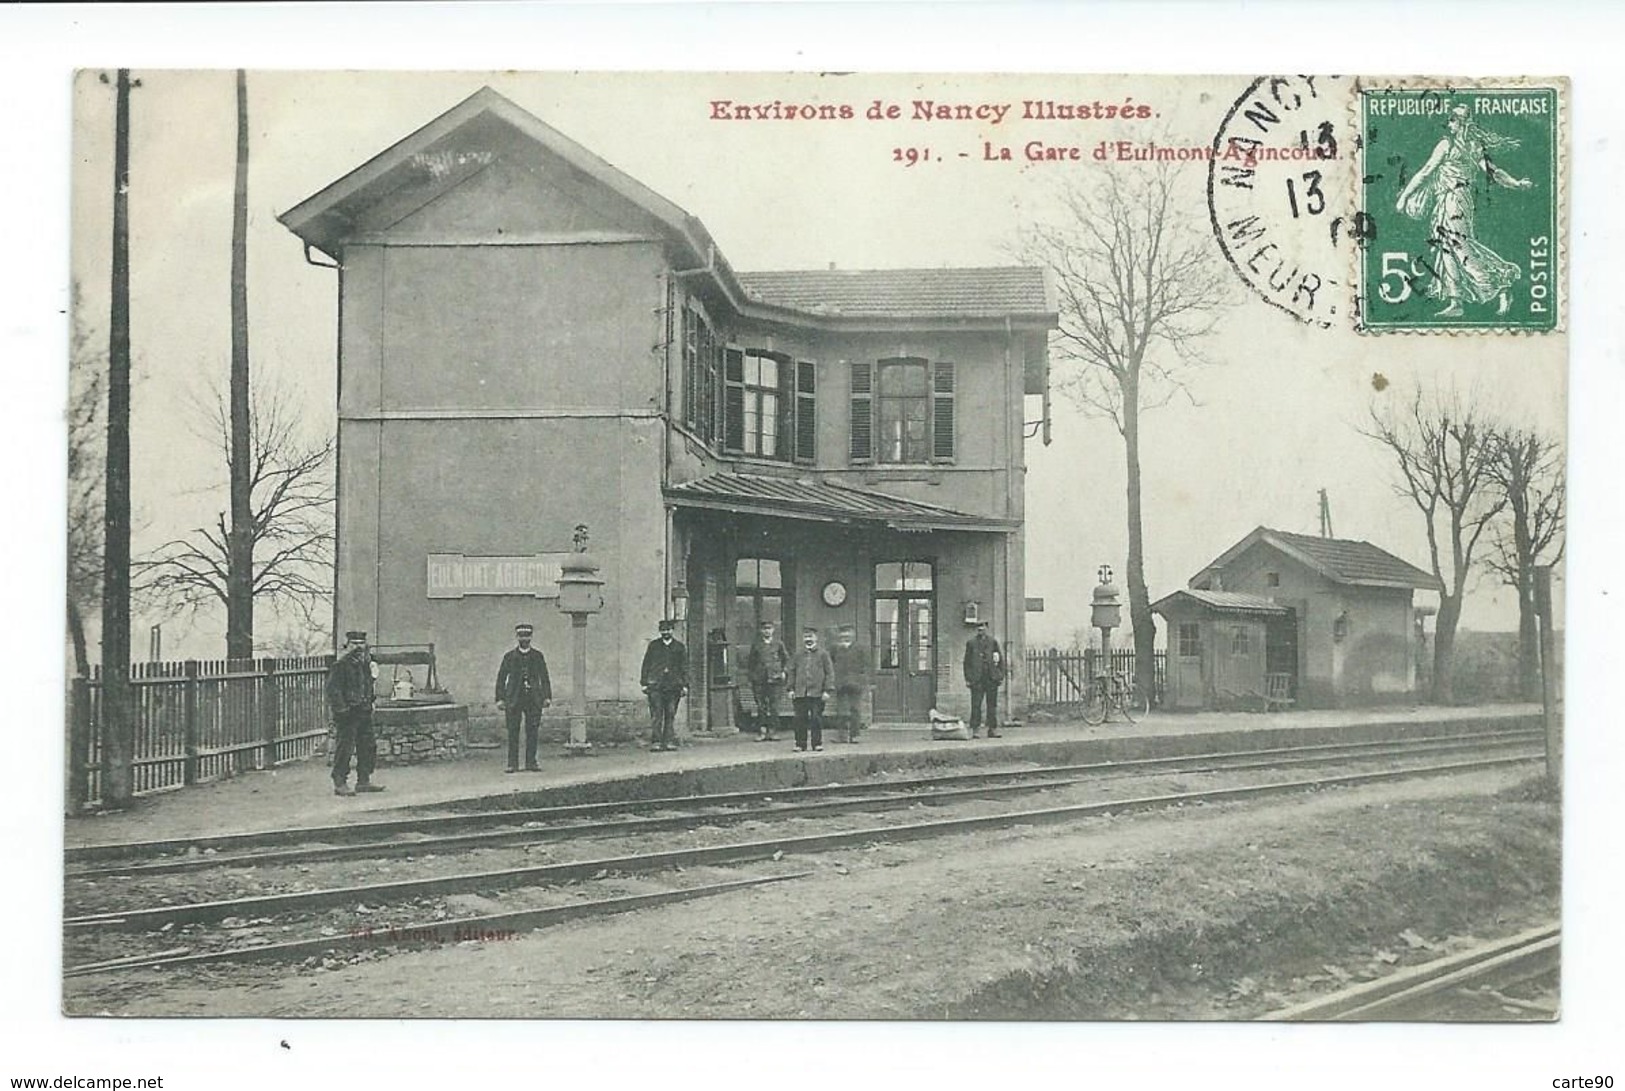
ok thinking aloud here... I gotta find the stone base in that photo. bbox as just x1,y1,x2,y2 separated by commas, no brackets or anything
327,703,470,765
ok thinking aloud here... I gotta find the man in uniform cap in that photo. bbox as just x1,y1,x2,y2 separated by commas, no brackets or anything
963,621,1005,738
496,623,552,772
640,619,688,752
743,619,790,742
326,630,383,796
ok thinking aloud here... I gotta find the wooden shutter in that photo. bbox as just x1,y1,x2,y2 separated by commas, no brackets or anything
775,355,794,461
795,360,816,463
932,360,955,462
849,360,873,463
723,346,745,453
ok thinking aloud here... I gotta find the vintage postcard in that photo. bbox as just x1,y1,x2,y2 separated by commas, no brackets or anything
62,69,1567,1033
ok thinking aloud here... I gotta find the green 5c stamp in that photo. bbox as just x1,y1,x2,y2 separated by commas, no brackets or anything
1359,83,1560,331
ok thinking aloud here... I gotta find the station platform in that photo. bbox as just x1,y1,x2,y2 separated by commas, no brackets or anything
63,703,1542,850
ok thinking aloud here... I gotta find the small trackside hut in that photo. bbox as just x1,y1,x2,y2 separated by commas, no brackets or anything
1155,527,1442,711
279,87,1058,738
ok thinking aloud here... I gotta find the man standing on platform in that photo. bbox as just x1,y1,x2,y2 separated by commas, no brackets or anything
787,627,836,752
496,623,552,773
744,619,790,742
963,621,1005,738
640,618,688,752
326,630,383,796
830,623,870,744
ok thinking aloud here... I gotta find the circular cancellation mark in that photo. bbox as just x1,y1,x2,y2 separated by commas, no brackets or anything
1207,75,1362,330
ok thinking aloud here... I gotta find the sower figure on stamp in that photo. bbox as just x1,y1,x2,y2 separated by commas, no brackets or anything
830,623,870,744
963,621,1005,739
744,619,790,742
326,630,383,796
788,627,836,752
496,623,552,773
640,619,688,752
1396,103,1533,318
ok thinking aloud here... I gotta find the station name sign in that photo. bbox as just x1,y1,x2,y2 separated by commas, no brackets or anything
426,553,571,599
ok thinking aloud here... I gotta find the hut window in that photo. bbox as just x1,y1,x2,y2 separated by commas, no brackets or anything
1230,626,1251,656
1177,623,1200,657
1265,571,1280,587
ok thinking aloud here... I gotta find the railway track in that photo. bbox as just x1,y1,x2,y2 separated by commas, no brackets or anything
63,732,1541,979
66,728,1540,878
1259,922,1560,1020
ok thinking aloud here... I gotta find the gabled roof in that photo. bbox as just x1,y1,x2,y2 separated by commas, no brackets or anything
1200,526,1443,591
664,472,1015,532
280,86,713,264
736,267,1052,320
279,88,1057,332
1152,589,1289,616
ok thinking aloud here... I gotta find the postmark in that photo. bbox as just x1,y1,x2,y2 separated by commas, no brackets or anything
1207,75,1359,330
1356,81,1562,332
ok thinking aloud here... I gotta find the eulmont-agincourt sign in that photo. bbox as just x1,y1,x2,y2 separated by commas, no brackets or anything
425,553,570,599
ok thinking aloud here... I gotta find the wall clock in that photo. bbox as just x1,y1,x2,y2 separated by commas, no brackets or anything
821,580,848,607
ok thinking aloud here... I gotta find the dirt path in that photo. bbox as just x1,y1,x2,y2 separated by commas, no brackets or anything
67,768,1557,1019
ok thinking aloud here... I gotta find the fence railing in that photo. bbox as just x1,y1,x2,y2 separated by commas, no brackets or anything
1025,647,1167,707
66,655,334,812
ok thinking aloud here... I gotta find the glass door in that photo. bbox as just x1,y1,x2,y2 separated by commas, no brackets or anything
873,561,935,720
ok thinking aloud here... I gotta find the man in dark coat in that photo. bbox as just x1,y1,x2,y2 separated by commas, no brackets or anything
640,619,688,752
829,624,870,744
326,630,383,796
495,623,552,772
963,621,1005,738
787,627,836,752
742,619,789,742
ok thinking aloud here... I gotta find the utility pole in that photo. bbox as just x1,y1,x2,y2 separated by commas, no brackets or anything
100,68,135,809
226,68,254,661
1534,565,1561,793
1318,488,1334,538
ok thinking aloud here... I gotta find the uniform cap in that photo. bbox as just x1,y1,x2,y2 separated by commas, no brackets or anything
658,619,675,632
515,623,534,636
344,630,368,642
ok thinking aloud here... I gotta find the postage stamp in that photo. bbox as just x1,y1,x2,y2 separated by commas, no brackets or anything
1356,82,1563,332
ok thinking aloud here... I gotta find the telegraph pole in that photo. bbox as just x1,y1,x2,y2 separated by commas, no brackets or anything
1534,565,1561,793
100,68,135,808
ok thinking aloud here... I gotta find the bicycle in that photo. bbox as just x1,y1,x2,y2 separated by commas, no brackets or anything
1082,669,1151,726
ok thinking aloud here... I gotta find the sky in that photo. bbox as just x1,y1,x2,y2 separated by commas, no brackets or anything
6,5,1622,1087
66,69,1565,657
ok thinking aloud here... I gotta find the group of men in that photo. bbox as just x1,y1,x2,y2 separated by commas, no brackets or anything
742,620,868,751
323,616,1006,794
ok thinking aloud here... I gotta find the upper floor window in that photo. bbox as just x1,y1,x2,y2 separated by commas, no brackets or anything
683,308,720,445
1265,571,1281,588
722,347,815,463
851,357,955,465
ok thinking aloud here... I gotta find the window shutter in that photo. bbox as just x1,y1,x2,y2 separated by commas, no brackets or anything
723,346,745,453
849,360,873,463
776,355,795,461
932,360,955,462
795,360,816,463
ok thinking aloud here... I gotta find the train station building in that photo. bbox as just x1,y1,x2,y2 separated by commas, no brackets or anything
280,88,1056,732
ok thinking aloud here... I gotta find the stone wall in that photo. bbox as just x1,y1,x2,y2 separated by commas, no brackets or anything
326,703,470,765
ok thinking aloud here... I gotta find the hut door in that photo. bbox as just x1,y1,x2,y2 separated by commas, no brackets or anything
873,561,935,720
1173,621,1206,709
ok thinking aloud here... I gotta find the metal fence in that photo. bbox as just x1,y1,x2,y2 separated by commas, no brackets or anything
67,655,333,811
1025,647,1167,707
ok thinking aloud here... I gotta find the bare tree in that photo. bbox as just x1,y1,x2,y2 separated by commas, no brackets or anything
67,306,105,678
136,383,334,645
1484,428,1565,701
1017,162,1232,701
1364,388,1507,704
